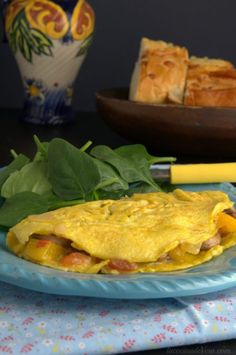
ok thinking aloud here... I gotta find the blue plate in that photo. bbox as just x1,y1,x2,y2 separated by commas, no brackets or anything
1,183,236,299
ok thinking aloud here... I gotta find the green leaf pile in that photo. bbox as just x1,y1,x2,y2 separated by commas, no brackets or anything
0,136,176,227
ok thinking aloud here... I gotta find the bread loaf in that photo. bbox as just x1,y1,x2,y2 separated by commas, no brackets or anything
184,57,236,107
129,38,189,104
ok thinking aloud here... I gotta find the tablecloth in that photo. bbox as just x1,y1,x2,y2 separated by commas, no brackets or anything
0,281,236,354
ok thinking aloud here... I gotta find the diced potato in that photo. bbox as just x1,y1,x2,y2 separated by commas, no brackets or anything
180,241,202,255
169,246,195,262
169,244,188,261
23,238,67,262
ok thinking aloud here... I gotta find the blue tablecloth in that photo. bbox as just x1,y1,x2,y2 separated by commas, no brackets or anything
0,282,236,354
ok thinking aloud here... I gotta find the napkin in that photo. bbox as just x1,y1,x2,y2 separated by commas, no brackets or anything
0,281,235,355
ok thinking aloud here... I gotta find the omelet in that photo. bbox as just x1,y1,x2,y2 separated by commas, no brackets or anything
6,189,236,274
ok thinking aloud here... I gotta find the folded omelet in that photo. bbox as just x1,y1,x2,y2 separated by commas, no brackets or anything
6,189,236,274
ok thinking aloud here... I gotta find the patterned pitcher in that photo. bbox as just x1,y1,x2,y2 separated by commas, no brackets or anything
3,0,95,124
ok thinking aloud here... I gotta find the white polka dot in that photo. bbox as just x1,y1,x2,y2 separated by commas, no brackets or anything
42,339,54,347
116,327,123,333
131,319,141,324
65,323,73,329
78,342,85,349
38,321,47,328
201,319,209,327
25,333,33,338
0,321,9,328
133,325,141,330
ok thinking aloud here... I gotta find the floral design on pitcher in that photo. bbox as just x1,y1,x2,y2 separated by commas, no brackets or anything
24,78,47,104
65,86,73,106
6,0,54,62
71,0,95,55
5,0,95,63
71,0,94,41
76,33,93,56
25,0,69,39
4,0,27,32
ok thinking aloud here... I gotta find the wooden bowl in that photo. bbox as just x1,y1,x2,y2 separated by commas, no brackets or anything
96,88,236,159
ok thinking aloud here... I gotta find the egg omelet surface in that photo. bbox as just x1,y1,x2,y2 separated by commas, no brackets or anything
6,189,236,274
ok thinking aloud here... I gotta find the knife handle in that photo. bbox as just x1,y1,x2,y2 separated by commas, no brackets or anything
170,163,236,184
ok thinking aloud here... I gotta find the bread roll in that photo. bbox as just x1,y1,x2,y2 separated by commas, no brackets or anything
187,56,233,77
184,57,236,107
129,38,189,104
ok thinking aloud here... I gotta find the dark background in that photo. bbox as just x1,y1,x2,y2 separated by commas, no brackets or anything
1,0,236,111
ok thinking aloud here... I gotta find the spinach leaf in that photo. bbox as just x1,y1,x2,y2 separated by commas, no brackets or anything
92,158,129,192
33,135,49,161
95,189,127,201
1,161,51,198
158,182,176,192
90,145,161,190
0,154,29,190
125,182,160,196
126,181,175,196
115,144,176,164
42,191,85,210
0,192,48,227
48,138,101,200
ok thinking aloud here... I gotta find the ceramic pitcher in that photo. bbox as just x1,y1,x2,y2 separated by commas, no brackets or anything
3,0,95,124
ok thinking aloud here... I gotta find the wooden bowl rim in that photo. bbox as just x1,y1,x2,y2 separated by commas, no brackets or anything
96,87,236,113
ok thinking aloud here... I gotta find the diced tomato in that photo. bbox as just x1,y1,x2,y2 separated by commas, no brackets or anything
36,240,51,248
60,252,92,267
108,259,138,272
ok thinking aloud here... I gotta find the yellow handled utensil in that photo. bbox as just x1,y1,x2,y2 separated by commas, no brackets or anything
151,162,236,184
